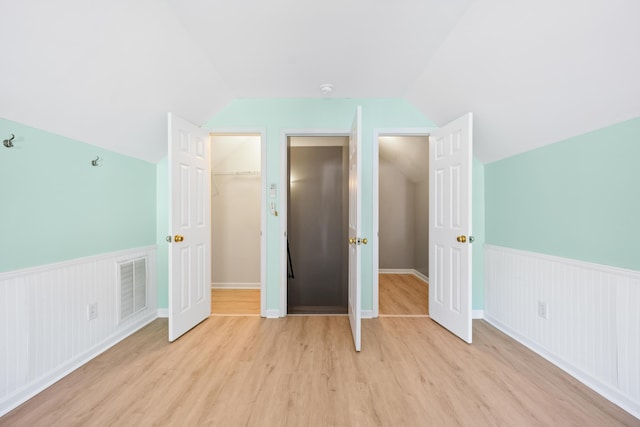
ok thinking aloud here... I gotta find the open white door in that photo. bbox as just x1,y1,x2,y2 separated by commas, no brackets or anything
168,113,211,342
348,106,363,352
429,113,473,343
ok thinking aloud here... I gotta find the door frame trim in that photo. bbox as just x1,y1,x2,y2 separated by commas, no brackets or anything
372,127,435,318
210,128,267,317
280,129,350,317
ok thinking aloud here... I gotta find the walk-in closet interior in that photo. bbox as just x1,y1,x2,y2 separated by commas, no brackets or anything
378,135,429,278
211,134,261,311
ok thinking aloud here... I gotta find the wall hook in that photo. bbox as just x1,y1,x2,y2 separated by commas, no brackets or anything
91,156,100,166
3,134,15,148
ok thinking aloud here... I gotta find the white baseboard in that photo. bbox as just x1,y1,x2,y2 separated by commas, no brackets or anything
379,269,429,284
211,282,260,289
412,270,429,284
472,310,484,319
379,268,412,274
0,312,157,417
265,309,280,318
484,314,639,420
361,310,374,319
157,308,169,318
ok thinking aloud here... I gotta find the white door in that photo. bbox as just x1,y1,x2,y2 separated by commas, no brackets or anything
348,106,363,352
168,112,211,342
429,113,473,343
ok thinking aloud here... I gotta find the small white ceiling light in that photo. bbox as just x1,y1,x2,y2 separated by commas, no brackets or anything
320,83,333,97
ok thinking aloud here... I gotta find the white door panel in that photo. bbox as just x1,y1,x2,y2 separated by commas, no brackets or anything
429,113,473,343
348,106,363,352
168,112,211,342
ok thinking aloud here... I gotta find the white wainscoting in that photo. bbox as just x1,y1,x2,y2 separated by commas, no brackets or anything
485,245,640,419
0,246,158,417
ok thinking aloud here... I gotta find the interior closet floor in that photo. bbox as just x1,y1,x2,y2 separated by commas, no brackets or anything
211,289,260,315
2,317,636,426
379,273,429,316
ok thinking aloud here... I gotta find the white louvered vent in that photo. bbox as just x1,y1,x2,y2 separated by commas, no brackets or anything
118,257,147,322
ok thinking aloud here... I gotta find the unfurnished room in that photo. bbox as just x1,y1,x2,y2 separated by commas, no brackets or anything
1,0,639,425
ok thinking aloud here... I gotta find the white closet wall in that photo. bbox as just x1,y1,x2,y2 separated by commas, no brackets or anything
211,135,261,288
378,136,429,275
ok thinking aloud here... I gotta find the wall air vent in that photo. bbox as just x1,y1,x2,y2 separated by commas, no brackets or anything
118,257,147,323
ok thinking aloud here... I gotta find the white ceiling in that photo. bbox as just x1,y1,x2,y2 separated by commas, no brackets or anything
166,0,473,99
1,0,638,163
407,0,640,162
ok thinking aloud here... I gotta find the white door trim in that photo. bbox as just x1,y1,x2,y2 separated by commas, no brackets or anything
210,128,267,317
372,128,435,318
280,129,350,317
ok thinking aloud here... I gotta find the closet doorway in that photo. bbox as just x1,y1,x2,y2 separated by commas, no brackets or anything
375,134,430,316
210,133,264,315
287,136,349,314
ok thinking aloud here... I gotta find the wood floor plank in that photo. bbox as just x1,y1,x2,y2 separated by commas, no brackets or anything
1,317,637,426
211,289,260,315
379,274,429,315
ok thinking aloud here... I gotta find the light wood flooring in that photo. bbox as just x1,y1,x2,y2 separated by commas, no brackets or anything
379,273,429,316
211,289,260,315
2,317,637,426
211,274,426,316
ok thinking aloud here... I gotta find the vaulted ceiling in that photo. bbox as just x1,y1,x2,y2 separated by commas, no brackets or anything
1,0,638,163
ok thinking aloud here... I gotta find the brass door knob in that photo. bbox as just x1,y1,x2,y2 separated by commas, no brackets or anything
456,235,467,243
349,237,357,245
361,238,368,245
174,235,184,242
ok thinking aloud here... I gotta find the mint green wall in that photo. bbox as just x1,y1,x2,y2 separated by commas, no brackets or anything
207,99,433,312
485,117,640,271
0,117,156,273
161,98,484,313
156,157,169,308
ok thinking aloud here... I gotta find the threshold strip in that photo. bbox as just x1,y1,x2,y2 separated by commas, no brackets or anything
287,313,349,317
379,314,430,318
209,313,261,317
